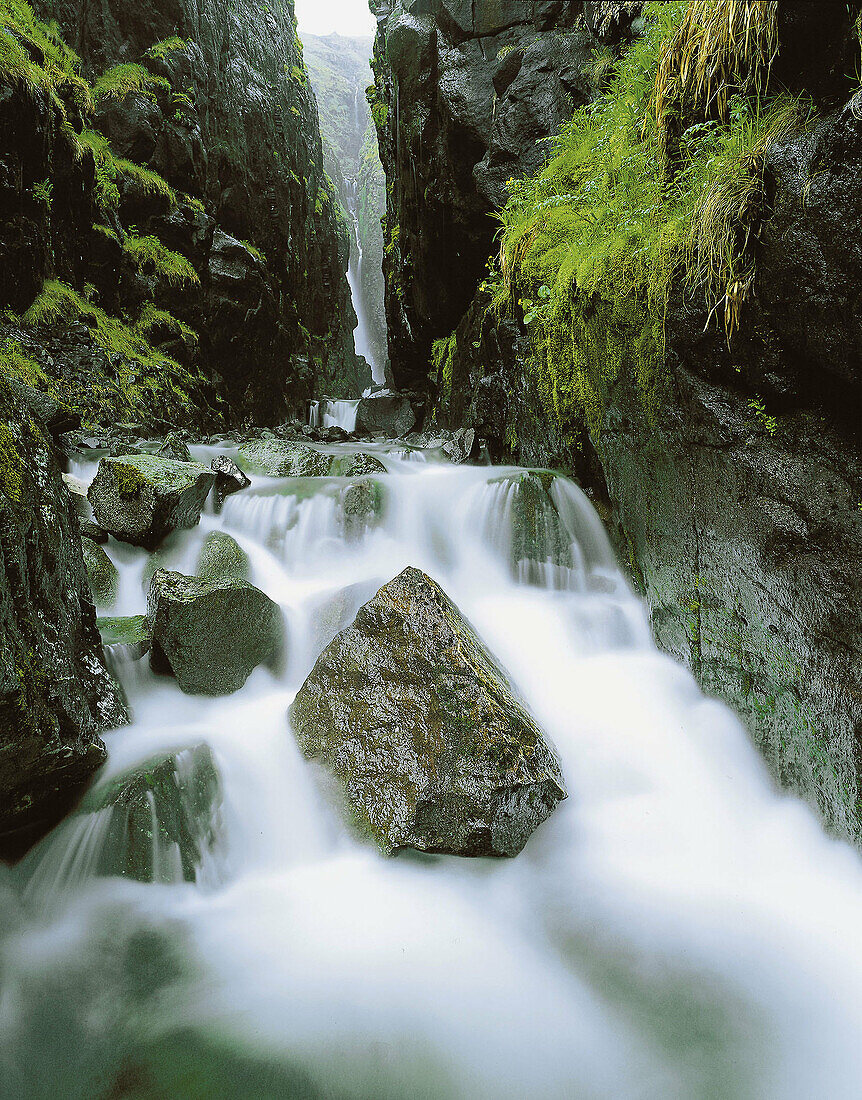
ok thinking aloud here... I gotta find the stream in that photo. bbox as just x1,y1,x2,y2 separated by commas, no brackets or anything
3,438,862,1098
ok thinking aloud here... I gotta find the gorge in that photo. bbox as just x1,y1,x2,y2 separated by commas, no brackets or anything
3,1,862,1097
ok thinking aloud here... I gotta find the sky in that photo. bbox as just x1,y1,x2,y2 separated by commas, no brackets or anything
294,0,376,37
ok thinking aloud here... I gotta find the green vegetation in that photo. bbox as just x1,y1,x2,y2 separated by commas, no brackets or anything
123,235,199,286
92,63,169,103
431,332,457,409
146,36,188,61
79,128,177,211
490,0,810,439
0,0,92,120
240,240,266,265
0,337,49,389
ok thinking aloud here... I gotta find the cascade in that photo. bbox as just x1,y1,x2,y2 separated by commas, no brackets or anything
344,176,384,385
3,442,862,1097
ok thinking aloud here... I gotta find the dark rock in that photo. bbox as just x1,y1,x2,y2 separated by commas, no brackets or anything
211,454,251,513
6,378,81,438
153,433,193,462
80,521,109,544
0,378,127,859
88,454,215,550
290,566,566,856
76,744,222,883
355,391,416,437
147,569,283,696
442,426,476,463
82,537,119,609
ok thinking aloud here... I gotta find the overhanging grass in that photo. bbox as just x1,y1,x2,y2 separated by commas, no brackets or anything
123,235,199,286
92,62,169,103
491,0,810,438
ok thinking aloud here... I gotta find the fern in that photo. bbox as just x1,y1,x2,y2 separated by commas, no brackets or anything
92,62,169,103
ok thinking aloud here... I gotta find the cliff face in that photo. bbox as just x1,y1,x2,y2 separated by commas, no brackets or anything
2,0,355,426
371,0,862,842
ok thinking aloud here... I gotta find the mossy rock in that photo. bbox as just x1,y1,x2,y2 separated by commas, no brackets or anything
88,454,215,550
97,615,151,661
341,478,385,539
196,532,251,584
78,743,222,883
238,440,386,478
290,566,566,857
82,537,119,608
148,570,283,695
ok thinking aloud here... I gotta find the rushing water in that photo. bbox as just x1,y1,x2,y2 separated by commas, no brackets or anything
3,443,862,1098
344,177,384,385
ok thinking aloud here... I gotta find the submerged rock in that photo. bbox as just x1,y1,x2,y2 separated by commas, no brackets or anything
82,537,119,609
148,570,282,696
97,615,151,661
77,744,222,883
290,567,566,857
196,532,250,584
238,439,386,478
211,454,251,512
88,454,215,550
355,391,416,438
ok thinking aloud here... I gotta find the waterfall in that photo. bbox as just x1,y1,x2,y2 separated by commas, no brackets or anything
345,175,384,385
4,442,862,1098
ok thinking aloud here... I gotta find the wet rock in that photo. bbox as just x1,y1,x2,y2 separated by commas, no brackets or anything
82,537,119,609
196,532,250,584
88,454,215,550
147,569,283,696
97,615,151,661
341,478,385,540
77,744,222,883
6,377,81,438
80,521,109,544
355,391,416,438
442,426,476,464
63,472,91,519
152,433,193,463
291,566,566,857
238,440,386,478
0,378,127,858
211,454,251,512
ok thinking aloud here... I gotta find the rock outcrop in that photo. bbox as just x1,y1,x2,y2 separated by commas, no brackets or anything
290,566,566,856
148,569,283,695
88,454,215,550
355,390,416,438
0,378,127,859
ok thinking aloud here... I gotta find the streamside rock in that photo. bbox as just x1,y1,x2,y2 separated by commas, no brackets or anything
147,570,282,696
355,390,416,438
290,566,566,857
211,454,251,512
97,616,151,661
0,378,127,858
82,537,119,609
88,454,215,550
196,532,250,584
238,439,386,478
76,743,222,883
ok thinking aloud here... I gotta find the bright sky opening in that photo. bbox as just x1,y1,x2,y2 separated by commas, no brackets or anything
294,0,376,37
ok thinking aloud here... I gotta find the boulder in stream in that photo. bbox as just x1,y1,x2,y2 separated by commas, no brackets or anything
355,390,416,438
88,454,215,550
211,454,251,512
290,567,566,857
196,532,251,584
82,537,119,609
238,439,386,478
148,570,283,695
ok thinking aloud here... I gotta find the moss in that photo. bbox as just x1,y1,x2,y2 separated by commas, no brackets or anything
0,423,25,504
239,240,266,265
146,36,188,61
123,234,199,286
0,337,50,389
92,62,169,104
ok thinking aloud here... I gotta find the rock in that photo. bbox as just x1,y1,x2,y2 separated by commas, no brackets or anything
147,570,283,695
442,426,476,463
211,454,251,512
196,532,250,584
152,432,193,462
76,744,222,883
97,615,151,661
82,537,119,609
238,439,386,478
80,521,108,544
355,391,416,438
0,377,127,858
290,566,566,856
341,479,385,540
63,472,91,518
88,454,215,550
6,377,81,438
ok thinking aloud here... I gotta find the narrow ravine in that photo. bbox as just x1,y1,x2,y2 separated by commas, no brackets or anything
3,439,862,1098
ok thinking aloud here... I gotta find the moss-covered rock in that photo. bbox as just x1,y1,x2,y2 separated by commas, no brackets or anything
238,439,386,478
82,537,120,608
290,566,566,857
88,453,215,550
148,569,283,695
341,478,385,540
77,743,222,883
196,532,250,584
97,615,151,660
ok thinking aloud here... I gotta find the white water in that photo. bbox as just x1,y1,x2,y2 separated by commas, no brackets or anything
345,176,385,385
309,397,360,432
4,444,862,1097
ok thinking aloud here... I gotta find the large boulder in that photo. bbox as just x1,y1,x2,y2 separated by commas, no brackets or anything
355,391,416,438
290,567,566,856
147,570,283,696
0,378,127,858
238,439,386,478
88,454,215,550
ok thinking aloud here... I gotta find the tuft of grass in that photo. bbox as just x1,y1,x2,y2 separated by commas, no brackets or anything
113,158,177,205
239,240,266,264
80,128,177,210
92,62,169,104
123,234,199,286
146,36,188,61
0,0,93,118
136,303,197,344
0,336,50,389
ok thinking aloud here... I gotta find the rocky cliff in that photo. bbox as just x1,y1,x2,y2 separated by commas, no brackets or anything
371,0,862,842
2,0,356,427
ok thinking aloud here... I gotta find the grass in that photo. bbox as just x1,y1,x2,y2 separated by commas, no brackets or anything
123,235,199,286
146,37,188,61
490,0,811,438
92,62,169,103
79,129,177,210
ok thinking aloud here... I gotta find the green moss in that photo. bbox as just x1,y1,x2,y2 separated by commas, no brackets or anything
239,240,266,265
0,422,25,503
92,62,169,104
0,337,50,389
146,36,188,61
